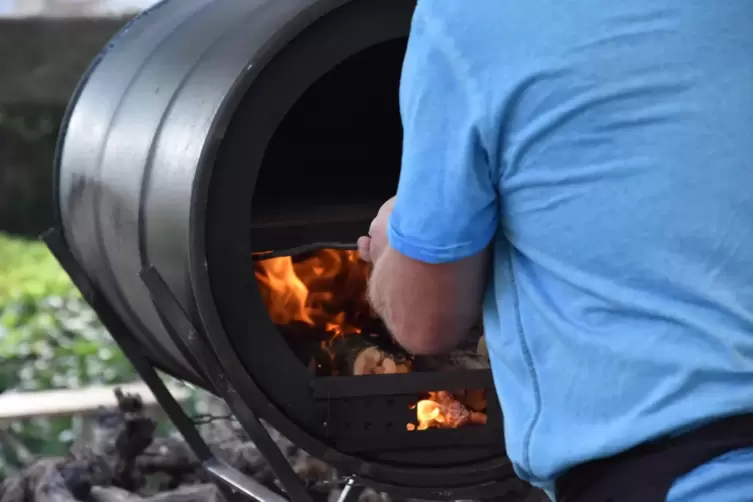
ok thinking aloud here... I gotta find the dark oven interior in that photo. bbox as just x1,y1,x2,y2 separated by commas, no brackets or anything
250,39,404,251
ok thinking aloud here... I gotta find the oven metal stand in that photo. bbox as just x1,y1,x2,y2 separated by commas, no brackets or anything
43,228,365,502
338,479,366,502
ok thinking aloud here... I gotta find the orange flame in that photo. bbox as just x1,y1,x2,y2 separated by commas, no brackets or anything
254,249,489,432
254,250,371,338
408,391,488,431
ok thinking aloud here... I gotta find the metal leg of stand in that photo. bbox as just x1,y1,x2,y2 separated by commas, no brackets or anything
207,458,289,502
43,229,212,461
42,229,289,502
337,479,366,502
139,265,315,502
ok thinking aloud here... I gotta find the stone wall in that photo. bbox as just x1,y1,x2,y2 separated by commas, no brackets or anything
0,15,132,236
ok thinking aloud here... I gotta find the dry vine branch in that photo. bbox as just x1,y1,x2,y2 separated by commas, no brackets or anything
0,388,544,502
0,389,237,502
0,388,384,502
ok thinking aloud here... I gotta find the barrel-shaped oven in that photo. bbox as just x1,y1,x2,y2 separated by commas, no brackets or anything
54,0,540,499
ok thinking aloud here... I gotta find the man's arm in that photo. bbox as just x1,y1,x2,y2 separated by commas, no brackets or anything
369,246,489,355
365,4,498,354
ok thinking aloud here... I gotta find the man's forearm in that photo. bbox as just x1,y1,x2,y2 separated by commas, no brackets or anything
368,245,489,354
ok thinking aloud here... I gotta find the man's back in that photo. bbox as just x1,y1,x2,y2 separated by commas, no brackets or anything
398,0,753,498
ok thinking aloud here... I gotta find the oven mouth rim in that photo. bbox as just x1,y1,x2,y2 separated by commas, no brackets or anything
188,0,515,495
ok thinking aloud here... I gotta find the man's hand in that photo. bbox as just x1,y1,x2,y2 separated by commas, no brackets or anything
357,196,395,264
357,196,490,355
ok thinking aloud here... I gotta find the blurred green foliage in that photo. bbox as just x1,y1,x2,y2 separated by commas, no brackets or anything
0,232,136,476
0,231,71,298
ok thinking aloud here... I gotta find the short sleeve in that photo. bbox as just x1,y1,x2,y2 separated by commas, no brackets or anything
388,6,498,265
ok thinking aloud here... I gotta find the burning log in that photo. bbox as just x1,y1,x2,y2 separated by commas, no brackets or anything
405,337,491,432
328,333,411,376
254,248,407,377
410,391,488,431
254,247,491,381
282,328,409,377
409,324,488,373
349,345,410,376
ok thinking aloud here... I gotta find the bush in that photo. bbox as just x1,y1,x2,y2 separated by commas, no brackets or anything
0,232,135,390
0,232,70,299
0,232,136,475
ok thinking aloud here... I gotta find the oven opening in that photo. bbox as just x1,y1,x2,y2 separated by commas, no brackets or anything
250,38,490,433
253,248,491,431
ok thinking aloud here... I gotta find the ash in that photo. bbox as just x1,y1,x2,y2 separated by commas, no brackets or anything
0,390,546,502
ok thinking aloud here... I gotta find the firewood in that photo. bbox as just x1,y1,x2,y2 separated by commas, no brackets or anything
416,391,488,430
328,334,411,376
0,458,85,502
0,391,156,502
0,389,298,502
0,387,538,502
352,345,409,376
89,486,142,502
145,484,226,502
290,451,335,484
326,334,411,376
135,437,200,477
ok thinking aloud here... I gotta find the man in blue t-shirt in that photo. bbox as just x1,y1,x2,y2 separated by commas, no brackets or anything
357,1,753,500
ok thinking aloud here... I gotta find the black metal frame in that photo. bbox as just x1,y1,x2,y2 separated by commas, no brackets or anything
43,227,367,502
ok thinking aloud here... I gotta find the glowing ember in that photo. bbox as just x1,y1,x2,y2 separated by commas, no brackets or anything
409,391,488,431
254,250,371,338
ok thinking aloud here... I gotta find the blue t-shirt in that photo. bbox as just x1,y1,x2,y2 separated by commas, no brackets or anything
388,1,753,499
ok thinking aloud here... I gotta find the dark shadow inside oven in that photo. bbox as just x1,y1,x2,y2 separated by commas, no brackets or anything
250,39,405,251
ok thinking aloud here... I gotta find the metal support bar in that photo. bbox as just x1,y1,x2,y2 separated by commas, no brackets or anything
336,479,366,502
43,229,214,461
139,265,315,502
207,458,289,502
41,228,292,502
